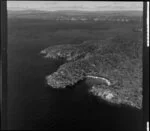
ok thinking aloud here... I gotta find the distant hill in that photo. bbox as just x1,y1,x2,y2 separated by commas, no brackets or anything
7,9,143,19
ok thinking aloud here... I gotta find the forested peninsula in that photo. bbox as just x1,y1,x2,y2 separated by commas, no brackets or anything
40,36,142,109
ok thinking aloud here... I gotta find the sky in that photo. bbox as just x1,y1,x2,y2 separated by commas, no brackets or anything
7,1,143,11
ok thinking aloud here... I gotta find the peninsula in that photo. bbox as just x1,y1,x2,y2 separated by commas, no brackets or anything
40,36,142,109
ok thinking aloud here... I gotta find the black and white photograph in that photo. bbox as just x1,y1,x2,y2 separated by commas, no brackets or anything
0,1,149,130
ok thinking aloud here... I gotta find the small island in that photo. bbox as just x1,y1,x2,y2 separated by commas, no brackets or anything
40,36,142,109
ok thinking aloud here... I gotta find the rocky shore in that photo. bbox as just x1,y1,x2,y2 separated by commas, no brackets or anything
89,84,142,109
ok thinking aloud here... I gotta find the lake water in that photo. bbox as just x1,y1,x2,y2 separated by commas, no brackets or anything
7,41,143,130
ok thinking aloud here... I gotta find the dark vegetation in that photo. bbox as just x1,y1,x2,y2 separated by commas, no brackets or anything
42,35,142,109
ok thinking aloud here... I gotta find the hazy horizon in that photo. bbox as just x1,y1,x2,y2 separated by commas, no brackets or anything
7,1,143,11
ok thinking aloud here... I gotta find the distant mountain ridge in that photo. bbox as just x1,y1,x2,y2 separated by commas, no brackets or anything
7,9,143,17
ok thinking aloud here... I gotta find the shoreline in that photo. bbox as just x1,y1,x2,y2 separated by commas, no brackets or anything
86,75,111,86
